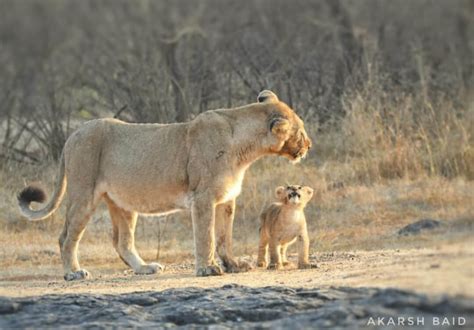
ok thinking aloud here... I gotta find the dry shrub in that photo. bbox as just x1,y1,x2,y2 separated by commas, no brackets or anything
316,89,473,184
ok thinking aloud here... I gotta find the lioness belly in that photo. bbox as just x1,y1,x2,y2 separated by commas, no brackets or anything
101,182,190,214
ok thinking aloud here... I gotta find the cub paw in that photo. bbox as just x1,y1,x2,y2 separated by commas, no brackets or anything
64,269,91,281
267,263,283,270
196,265,224,276
135,262,165,275
298,263,318,269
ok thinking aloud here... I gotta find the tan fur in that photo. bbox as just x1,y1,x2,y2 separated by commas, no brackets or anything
257,185,316,270
17,90,312,281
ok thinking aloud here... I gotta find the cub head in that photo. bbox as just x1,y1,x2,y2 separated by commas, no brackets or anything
258,90,312,163
275,185,314,207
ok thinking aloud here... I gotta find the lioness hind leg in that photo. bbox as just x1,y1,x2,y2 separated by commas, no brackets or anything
61,197,97,281
105,196,164,275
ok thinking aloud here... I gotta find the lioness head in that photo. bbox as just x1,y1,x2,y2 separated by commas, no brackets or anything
258,90,312,163
275,185,314,206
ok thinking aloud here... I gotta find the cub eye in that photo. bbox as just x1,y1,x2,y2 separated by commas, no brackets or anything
298,186,302,189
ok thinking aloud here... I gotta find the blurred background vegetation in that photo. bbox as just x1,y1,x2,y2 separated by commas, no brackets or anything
0,0,472,264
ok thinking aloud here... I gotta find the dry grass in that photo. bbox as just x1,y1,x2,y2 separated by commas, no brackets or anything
0,92,473,271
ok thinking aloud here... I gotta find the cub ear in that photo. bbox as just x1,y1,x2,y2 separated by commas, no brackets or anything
303,186,314,198
270,117,290,137
275,186,286,199
258,90,279,103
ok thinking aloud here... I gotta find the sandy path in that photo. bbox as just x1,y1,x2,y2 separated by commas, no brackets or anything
1,241,473,298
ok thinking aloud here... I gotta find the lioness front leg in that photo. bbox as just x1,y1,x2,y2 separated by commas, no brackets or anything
192,196,223,276
215,200,252,273
105,196,164,275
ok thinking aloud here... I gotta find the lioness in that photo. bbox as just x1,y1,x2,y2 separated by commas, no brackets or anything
257,185,316,270
18,90,312,281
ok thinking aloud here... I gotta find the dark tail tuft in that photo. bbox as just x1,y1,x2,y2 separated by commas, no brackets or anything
17,186,47,205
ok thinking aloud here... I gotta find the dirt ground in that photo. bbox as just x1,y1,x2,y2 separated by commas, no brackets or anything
1,235,473,327
1,240,473,298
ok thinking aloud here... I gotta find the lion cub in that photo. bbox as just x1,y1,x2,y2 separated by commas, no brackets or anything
257,185,316,270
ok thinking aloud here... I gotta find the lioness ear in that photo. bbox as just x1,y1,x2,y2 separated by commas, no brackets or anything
270,117,290,137
258,90,279,103
303,186,314,198
275,186,285,199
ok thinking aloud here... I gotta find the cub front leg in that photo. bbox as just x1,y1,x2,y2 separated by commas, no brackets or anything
297,229,317,269
192,195,223,276
267,240,283,270
256,225,269,268
281,244,290,266
215,200,252,273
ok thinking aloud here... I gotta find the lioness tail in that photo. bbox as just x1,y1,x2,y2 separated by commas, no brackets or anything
18,152,67,221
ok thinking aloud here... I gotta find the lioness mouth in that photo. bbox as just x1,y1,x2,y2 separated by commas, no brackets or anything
289,149,306,164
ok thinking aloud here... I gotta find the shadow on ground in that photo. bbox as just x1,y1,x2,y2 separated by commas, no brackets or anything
1,285,473,328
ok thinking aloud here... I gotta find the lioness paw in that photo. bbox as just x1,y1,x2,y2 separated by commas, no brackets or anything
267,263,283,270
298,262,318,270
196,265,223,276
135,262,165,275
257,261,267,268
224,259,253,273
64,269,91,281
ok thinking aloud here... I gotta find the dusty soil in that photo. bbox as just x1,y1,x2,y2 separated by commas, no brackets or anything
1,241,473,328
1,241,473,298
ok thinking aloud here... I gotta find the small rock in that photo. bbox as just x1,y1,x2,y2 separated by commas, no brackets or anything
398,219,443,236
